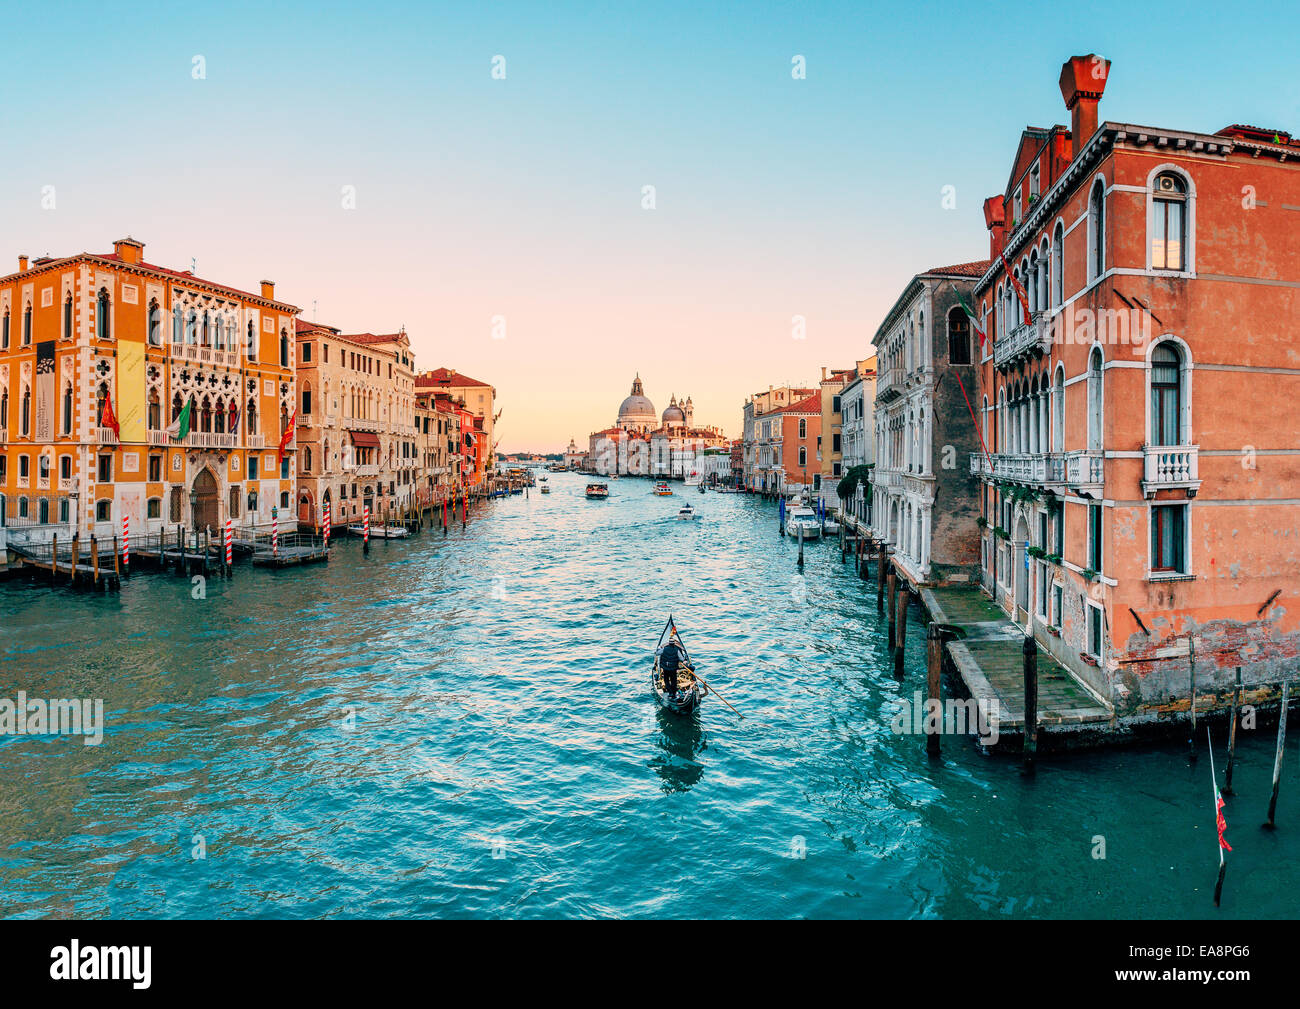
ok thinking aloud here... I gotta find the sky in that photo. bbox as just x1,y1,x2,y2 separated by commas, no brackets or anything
3,1,1298,452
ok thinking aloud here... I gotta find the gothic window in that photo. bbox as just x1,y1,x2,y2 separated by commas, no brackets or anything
947,307,970,365
96,289,110,340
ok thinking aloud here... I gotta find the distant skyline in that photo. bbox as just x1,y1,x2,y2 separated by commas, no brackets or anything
3,1,1298,450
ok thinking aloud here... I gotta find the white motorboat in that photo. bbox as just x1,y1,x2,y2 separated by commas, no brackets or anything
785,505,822,539
677,502,699,520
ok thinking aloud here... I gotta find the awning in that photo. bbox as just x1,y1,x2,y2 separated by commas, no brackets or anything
350,430,381,448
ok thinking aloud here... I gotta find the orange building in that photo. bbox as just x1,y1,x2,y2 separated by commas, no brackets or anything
971,55,1300,718
414,368,496,486
0,238,298,541
769,393,823,497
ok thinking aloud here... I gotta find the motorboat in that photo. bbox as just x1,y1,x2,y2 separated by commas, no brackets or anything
586,483,609,499
784,504,822,539
677,502,698,520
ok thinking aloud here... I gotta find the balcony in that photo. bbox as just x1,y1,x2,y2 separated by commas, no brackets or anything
248,435,266,449
350,418,381,433
969,451,1065,488
877,366,906,402
182,431,238,450
994,313,1052,371
170,343,240,367
58,477,76,492
1065,449,1104,494
148,430,169,446
874,469,902,490
96,427,118,445
354,464,380,477
1143,444,1200,497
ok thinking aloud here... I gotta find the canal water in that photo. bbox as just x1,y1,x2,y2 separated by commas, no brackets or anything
1,471,1296,919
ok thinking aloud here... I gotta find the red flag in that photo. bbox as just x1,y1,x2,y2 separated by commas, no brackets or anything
100,392,120,437
1001,251,1032,325
1216,792,1232,852
277,408,297,463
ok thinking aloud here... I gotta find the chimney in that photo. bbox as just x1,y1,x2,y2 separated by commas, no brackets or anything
1059,54,1110,160
18,255,29,272
820,366,828,381
983,196,1007,260
260,279,275,300
113,236,144,265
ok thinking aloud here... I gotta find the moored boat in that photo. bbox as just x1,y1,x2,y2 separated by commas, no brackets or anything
651,616,706,714
784,504,822,539
346,523,410,539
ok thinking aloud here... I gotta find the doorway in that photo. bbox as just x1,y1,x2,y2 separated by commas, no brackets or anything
192,467,219,533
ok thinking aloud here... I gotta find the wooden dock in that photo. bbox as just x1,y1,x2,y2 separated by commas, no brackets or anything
921,584,1112,743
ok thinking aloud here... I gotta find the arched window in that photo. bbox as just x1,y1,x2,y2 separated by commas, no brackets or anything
186,310,197,345
96,289,110,340
304,447,313,473
200,396,213,433
148,299,162,346
1052,223,1064,306
1,309,8,348
63,383,73,435
947,307,970,365
64,292,74,339
247,399,258,434
1150,343,1184,446
1152,172,1187,271
247,320,257,360
24,303,33,344
214,315,225,350
173,305,184,344
21,386,31,435
214,397,226,434
1028,250,1039,311
148,390,161,430
1087,346,1104,451
1053,367,1065,453
280,328,289,367
0,390,7,430
1088,180,1105,281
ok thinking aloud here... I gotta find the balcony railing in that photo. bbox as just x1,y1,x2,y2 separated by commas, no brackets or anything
96,427,118,445
354,464,381,477
1065,449,1104,492
170,343,240,367
248,435,265,449
58,477,76,492
994,313,1052,370
968,451,1065,487
877,366,906,401
148,430,170,446
182,431,238,450
1143,444,1200,497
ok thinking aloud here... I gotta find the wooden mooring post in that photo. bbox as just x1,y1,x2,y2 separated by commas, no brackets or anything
1265,681,1289,829
797,526,804,568
1224,666,1241,796
1188,638,1198,763
926,622,942,758
1022,634,1038,775
886,565,897,653
71,535,80,586
50,534,58,584
876,546,886,612
91,535,99,588
894,583,908,679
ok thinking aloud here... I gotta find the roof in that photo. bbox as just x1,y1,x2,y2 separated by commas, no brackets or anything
296,319,338,335
924,259,993,278
773,393,822,416
338,331,406,346
45,251,300,311
416,367,492,389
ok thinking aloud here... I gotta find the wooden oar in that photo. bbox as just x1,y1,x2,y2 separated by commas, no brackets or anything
688,669,743,719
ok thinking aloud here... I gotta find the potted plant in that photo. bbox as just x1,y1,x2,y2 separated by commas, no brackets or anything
994,526,1009,540
1027,545,1045,559
976,516,988,529
1082,567,1098,582
1045,552,1062,565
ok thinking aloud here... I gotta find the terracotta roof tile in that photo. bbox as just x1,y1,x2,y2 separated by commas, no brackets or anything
925,259,993,278
416,368,493,389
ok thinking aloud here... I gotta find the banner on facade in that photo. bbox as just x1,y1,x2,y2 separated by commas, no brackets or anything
34,341,55,442
117,340,147,444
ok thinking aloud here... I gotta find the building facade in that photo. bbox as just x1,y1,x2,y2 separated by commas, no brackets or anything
0,238,297,541
414,368,496,486
837,366,878,526
970,54,1300,714
588,375,728,477
871,262,989,587
294,321,417,527
741,384,815,491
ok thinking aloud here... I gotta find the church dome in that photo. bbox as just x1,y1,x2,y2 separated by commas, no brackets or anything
662,393,685,425
617,374,657,428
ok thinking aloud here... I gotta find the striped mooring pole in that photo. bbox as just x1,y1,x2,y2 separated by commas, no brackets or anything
224,518,233,576
323,501,331,549
363,504,370,554
122,514,130,574
272,510,279,559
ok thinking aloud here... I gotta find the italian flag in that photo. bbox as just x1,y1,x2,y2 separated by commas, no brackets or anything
955,290,986,348
166,397,193,441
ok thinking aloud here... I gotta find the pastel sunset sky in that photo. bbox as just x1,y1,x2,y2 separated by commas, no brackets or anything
3,1,1296,451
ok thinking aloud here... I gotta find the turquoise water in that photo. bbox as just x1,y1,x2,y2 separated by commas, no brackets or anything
1,471,1296,919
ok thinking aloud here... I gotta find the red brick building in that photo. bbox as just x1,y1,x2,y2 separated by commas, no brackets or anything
971,54,1300,719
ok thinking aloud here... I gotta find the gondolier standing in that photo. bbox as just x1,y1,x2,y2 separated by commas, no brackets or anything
659,637,683,696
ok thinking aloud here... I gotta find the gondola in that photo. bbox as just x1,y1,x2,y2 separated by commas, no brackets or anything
651,615,707,714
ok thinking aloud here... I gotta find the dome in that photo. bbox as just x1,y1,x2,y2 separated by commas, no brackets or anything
618,374,657,427
662,394,685,425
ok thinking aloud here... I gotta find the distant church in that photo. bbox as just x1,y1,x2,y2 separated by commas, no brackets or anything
587,374,725,477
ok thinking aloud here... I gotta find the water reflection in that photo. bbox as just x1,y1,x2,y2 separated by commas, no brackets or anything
650,706,707,793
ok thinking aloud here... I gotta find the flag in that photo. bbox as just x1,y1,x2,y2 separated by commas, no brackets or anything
100,388,120,437
1215,791,1232,852
166,397,192,441
1001,251,1031,325
955,289,987,348
278,408,297,463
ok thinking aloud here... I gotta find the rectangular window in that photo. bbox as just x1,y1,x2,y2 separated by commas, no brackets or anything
1053,500,1064,556
148,455,162,481
230,486,240,517
249,455,258,477
1052,584,1063,629
97,455,112,483
96,499,111,522
1151,503,1187,573
832,433,841,453
302,343,312,363
1088,502,1102,573
147,498,161,519
1086,602,1104,659
1037,560,1049,616
832,395,841,413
